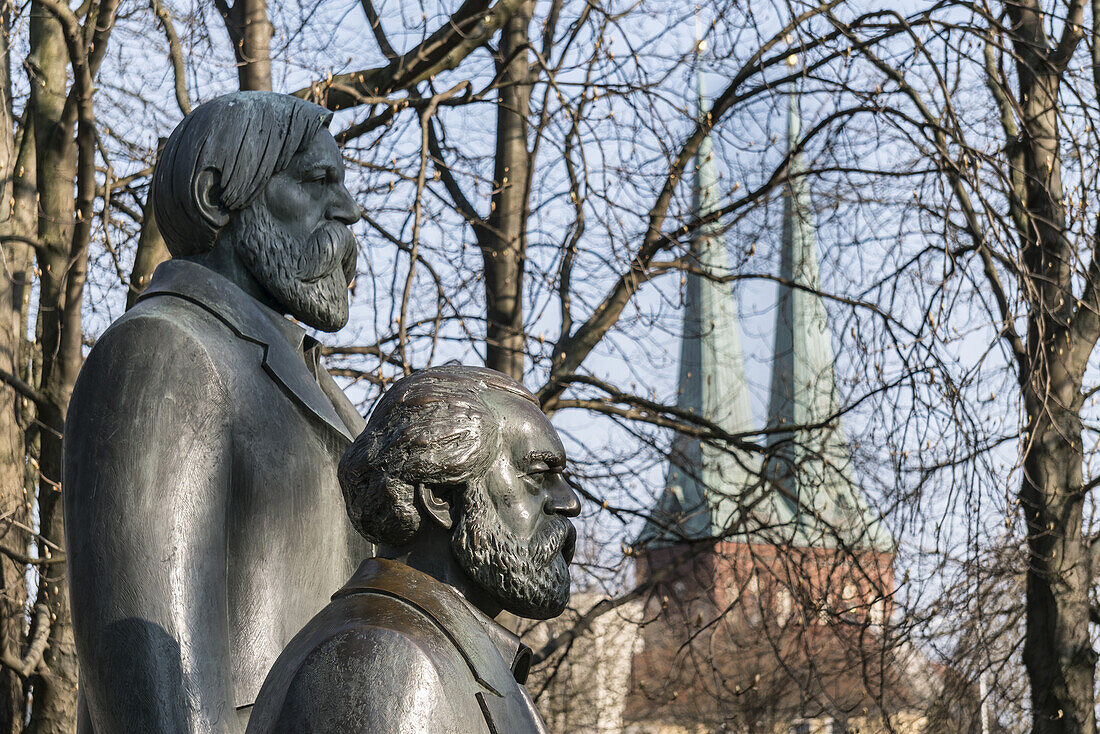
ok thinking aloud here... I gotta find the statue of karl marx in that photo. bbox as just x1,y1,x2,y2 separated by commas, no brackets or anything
246,365,582,734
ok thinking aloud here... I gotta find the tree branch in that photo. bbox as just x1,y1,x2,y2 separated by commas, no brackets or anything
537,2,857,406
0,367,47,410
0,545,63,567
0,605,50,678
150,0,191,116
1070,0,1100,366
834,11,1028,375
294,0,527,110
358,0,398,60
1051,0,1086,70
426,115,484,235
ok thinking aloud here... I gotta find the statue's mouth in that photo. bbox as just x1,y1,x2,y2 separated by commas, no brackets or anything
299,224,357,285
560,523,576,564
341,237,357,284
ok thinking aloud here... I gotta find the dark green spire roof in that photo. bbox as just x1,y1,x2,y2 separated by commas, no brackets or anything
638,76,893,554
636,68,781,548
762,91,893,552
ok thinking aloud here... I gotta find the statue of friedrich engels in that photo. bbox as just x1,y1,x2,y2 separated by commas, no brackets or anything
63,92,371,733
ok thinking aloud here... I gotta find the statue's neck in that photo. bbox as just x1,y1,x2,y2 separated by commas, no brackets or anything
380,531,503,620
183,239,280,314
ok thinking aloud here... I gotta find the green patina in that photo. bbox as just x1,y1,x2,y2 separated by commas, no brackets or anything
637,75,893,554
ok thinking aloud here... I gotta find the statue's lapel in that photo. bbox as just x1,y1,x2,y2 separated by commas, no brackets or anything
139,259,356,443
473,688,549,734
316,359,367,435
256,332,355,443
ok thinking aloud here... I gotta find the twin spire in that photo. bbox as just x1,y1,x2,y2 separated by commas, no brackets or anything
636,62,892,552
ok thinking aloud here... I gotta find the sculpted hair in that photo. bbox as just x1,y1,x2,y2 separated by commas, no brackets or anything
150,92,333,258
338,365,538,547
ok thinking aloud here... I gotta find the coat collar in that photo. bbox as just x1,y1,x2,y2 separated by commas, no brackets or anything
138,259,356,443
334,558,533,693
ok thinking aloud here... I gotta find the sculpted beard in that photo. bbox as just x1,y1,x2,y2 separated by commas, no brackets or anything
232,202,357,332
452,478,576,619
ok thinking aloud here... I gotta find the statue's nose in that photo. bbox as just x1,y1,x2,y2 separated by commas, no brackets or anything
327,186,360,225
544,475,581,518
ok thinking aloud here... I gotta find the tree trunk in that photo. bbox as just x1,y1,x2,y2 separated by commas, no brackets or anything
1009,21,1097,733
222,0,273,92
483,0,534,380
27,3,78,731
0,1,29,728
126,203,168,309
1020,395,1094,734
127,141,169,310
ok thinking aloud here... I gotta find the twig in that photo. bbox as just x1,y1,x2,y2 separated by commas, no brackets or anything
150,0,191,116
0,516,62,553
399,82,468,374
0,545,64,566
0,604,50,677
0,367,47,410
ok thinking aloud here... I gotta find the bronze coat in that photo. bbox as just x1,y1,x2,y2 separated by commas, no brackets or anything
64,259,370,733
246,558,551,734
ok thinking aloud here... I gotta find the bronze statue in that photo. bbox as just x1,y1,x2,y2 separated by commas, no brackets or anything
245,365,581,733
63,92,371,732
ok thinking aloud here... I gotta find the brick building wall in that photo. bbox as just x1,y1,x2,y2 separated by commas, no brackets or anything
626,542,930,733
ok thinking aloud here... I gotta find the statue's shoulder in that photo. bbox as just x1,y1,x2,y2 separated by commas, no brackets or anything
345,590,473,665
98,292,236,358
249,593,474,733
301,591,473,689
77,290,249,404
69,294,237,429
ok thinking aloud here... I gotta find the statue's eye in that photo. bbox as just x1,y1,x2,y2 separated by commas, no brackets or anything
524,464,550,490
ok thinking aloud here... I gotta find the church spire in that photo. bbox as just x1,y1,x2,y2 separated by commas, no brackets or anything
637,56,765,547
763,84,893,551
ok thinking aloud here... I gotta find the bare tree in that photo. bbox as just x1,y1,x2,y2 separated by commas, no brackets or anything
6,0,1086,731
814,1,1100,729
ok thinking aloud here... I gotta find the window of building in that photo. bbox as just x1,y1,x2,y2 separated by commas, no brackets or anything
776,588,793,625
870,596,887,625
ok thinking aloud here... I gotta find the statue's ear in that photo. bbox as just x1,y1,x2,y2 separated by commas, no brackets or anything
193,167,231,229
416,482,453,531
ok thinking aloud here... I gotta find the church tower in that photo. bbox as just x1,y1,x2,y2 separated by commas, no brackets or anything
762,91,894,554
636,76,893,564
634,67,773,550
628,71,908,732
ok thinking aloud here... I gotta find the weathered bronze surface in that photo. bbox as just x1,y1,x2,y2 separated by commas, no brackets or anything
63,92,370,733
246,365,582,733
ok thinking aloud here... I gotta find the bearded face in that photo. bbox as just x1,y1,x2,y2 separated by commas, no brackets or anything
451,476,577,619
231,200,357,332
